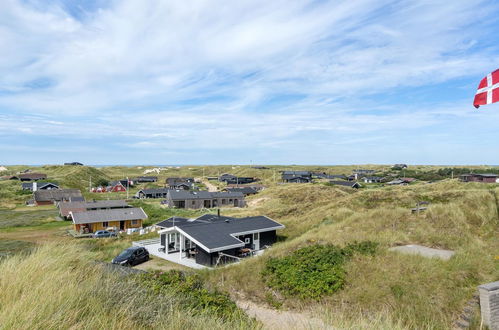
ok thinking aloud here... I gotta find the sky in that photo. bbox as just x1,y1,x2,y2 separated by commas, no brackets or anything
1,0,499,165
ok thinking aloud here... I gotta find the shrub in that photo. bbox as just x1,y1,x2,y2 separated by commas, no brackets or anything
262,242,378,299
139,270,246,321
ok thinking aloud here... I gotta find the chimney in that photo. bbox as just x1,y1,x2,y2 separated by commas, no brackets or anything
32,182,37,192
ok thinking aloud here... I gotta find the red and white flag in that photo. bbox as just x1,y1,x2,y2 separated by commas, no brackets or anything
474,69,499,108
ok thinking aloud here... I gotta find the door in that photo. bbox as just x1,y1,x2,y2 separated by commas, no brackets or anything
120,221,125,230
253,232,260,250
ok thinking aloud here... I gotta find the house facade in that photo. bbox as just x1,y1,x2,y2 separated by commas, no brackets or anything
460,174,499,183
163,190,245,209
153,214,285,267
219,174,256,184
135,188,170,199
71,207,147,233
224,187,258,196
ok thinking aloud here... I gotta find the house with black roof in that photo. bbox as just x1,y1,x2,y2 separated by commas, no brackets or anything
22,182,59,191
329,181,361,189
281,170,312,183
64,162,83,166
459,173,498,183
33,189,83,206
218,174,256,184
163,190,245,209
133,176,158,183
224,187,258,196
363,176,383,183
135,188,170,199
148,213,284,267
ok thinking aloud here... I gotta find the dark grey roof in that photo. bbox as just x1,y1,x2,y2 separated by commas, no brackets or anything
282,174,311,181
225,187,258,195
72,207,147,224
139,188,170,194
364,176,383,180
156,214,284,252
281,171,311,176
22,182,59,190
59,200,128,212
330,181,360,188
34,189,82,202
167,190,244,200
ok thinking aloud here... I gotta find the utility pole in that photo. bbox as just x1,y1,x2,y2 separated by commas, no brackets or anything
126,176,129,200
89,176,92,192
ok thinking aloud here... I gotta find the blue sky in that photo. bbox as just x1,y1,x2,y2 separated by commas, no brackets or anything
2,0,499,165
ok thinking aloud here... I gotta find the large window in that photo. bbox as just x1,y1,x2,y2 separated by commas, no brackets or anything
131,220,138,225
253,232,259,240
102,221,109,227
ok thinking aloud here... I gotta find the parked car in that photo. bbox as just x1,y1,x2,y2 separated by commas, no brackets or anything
112,247,149,266
93,230,117,238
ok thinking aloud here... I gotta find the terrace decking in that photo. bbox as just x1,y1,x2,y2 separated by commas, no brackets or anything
132,239,207,269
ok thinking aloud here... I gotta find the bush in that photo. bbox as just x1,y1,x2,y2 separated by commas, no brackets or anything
262,242,378,299
139,270,246,321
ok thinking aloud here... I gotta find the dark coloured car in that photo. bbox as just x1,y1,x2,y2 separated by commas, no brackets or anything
93,230,117,238
112,247,149,266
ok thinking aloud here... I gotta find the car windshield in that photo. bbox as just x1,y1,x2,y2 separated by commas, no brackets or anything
117,249,134,258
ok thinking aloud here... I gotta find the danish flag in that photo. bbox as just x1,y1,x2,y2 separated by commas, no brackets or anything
474,69,499,108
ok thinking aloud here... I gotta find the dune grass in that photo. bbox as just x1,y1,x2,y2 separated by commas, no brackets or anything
203,180,499,329
0,243,258,330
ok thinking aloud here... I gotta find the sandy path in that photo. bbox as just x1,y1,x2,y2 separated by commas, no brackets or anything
197,177,218,192
236,300,332,330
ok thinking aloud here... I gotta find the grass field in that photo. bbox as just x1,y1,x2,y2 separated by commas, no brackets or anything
0,164,498,329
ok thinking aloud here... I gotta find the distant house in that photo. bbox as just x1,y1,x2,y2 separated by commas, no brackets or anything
226,183,266,191
169,182,194,190
312,172,328,179
134,176,158,183
328,174,347,180
281,171,312,183
393,164,408,169
353,169,376,175
135,188,170,199
251,166,270,169
163,190,245,209
224,187,258,196
387,178,415,185
148,213,284,267
329,181,361,189
14,173,47,181
64,162,83,166
22,182,59,191
33,189,83,206
59,199,129,219
219,174,256,184
71,207,147,233
107,181,128,192
460,173,499,183
166,177,194,186
363,176,383,183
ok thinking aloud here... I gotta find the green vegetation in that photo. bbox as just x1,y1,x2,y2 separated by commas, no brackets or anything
129,200,210,226
0,208,59,228
0,239,34,258
139,270,250,322
1,164,498,329
0,243,257,329
262,242,378,299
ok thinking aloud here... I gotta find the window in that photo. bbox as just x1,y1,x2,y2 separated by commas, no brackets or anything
245,237,251,244
192,200,195,205
253,232,259,240
131,220,138,225
102,221,109,227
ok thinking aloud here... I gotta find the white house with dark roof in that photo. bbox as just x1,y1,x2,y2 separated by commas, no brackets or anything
134,213,284,268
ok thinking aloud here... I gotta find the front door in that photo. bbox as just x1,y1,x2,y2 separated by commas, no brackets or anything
120,221,125,230
253,232,260,250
